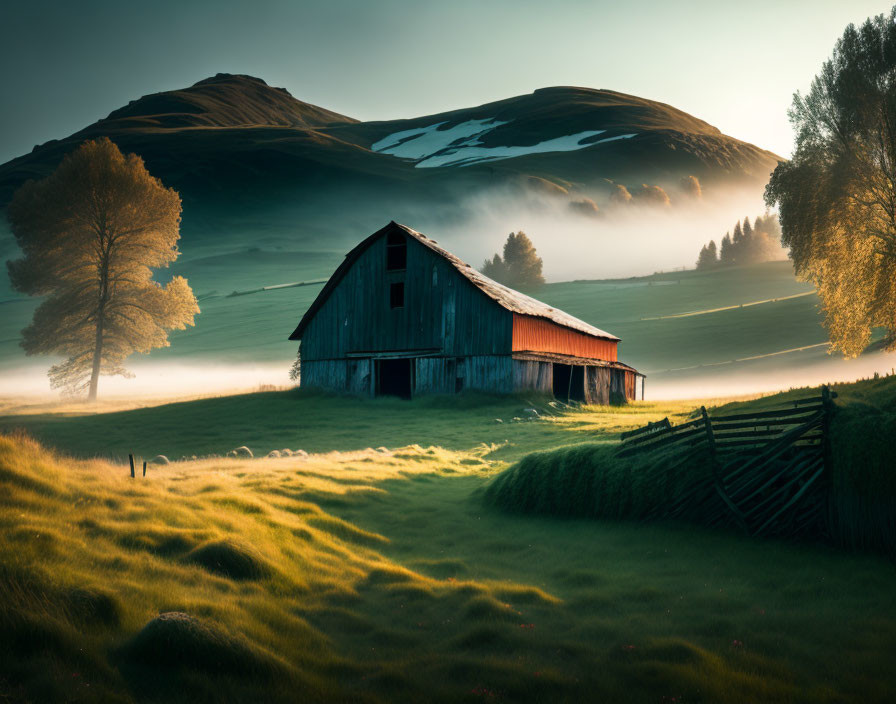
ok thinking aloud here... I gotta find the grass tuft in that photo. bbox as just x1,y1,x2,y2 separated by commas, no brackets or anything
184,540,272,581
1,380,895,703
120,611,283,678
828,404,896,555
484,441,719,524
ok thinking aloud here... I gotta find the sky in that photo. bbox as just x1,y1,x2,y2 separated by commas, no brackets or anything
0,0,889,165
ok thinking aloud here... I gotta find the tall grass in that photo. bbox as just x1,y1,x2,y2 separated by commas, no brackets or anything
3,431,896,702
484,441,725,525
828,404,896,556
487,378,896,557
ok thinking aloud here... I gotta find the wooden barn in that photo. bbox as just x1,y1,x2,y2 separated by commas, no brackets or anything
289,222,643,403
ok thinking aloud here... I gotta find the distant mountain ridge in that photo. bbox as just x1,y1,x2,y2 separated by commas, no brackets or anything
100,74,357,130
0,74,782,239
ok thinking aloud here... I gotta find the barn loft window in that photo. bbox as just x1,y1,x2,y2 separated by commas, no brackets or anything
390,282,405,309
386,231,407,271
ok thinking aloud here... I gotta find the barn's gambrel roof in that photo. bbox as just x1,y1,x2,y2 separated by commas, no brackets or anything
289,221,620,342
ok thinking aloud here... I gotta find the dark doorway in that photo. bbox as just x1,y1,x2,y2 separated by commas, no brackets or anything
552,363,571,400
376,358,414,399
552,363,585,402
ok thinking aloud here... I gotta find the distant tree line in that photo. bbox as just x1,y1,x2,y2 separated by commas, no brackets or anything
696,215,783,270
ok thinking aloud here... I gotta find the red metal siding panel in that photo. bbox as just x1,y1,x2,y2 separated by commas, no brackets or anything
512,314,618,361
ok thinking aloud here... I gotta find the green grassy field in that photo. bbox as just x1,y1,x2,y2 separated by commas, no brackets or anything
2,381,896,702
3,245,893,393
486,375,896,555
0,390,693,463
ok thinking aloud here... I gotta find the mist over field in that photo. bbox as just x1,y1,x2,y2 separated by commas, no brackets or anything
2,179,889,406
0,360,292,402
434,182,780,280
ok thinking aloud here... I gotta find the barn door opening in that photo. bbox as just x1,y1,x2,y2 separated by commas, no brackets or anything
552,363,585,402
376,358,414,399
552,363,571,400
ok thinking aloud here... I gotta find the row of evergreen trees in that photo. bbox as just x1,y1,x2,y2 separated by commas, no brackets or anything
696,214,783,270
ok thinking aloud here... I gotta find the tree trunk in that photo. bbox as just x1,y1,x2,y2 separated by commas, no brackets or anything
88,258,109,402
87,311,104,401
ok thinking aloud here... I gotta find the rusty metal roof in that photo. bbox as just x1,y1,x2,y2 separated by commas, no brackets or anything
289,221,621,342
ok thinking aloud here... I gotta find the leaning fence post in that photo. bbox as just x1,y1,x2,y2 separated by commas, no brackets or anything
820,385,833,471
820,385,835,528
129,454,135,478
142,460,147,477
703,406,749,533
701,407,717,463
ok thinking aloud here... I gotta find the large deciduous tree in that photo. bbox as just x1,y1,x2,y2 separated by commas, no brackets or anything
765,9,896,356
6,138,199,399
481,231,545,289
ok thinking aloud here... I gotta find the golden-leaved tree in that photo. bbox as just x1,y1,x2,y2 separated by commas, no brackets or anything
765,10,896,357
6,138,199,399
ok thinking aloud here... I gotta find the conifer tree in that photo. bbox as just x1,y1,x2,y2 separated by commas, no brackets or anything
696,244,709,270
720,233,733,265
481,253,508,281
482,232,545,289
696,241,719,270
754,215,768,239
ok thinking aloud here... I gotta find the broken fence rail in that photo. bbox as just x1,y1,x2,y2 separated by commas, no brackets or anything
616,387,837,538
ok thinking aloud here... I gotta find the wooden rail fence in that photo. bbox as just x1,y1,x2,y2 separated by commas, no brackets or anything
618,386,837,538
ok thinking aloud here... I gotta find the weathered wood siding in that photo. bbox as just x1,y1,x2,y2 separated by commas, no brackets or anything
300,235,512,362
608,368,638,402
624,369,638,401
414,355,514,394
303,355,522,396
466,355,514,393
414,357,455,394
301,359,372,395
512,314,617,361
585,366,611,405
513,359,553,394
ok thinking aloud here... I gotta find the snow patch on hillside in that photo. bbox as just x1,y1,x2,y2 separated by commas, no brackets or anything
371,118,636,168
371,119,506,159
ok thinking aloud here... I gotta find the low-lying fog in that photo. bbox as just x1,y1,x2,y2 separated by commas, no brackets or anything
3,178,888,408
425,181,783,280
3,350,894,407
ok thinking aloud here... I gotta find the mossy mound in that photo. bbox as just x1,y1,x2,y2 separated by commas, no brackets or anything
484,442,716,523
122,612,280,677
63,586,121,627
184,540,271,580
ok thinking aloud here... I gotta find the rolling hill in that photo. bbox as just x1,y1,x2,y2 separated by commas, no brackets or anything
5,74,863,400
0,73,781,249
